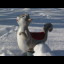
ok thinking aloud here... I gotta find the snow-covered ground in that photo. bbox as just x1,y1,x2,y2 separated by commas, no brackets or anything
0,8,64,56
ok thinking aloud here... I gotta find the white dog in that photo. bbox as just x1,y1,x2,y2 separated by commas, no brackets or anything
16,14,53,56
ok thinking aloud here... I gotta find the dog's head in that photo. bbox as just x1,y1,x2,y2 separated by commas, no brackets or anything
16,14,32,27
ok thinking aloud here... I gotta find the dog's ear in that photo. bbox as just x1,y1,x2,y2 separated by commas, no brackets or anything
28,19,32,22
16,17,20,21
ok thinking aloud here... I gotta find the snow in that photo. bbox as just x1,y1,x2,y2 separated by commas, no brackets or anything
0,8,64,56
33,43,53,56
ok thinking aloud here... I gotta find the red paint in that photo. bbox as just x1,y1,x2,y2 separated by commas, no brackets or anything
30,32,45,40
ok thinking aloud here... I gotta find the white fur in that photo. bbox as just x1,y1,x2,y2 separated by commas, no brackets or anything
17,27,29,53
17,18,26,28
17,15,30,54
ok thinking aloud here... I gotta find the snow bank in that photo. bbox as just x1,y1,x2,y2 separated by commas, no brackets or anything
33,43,53,56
